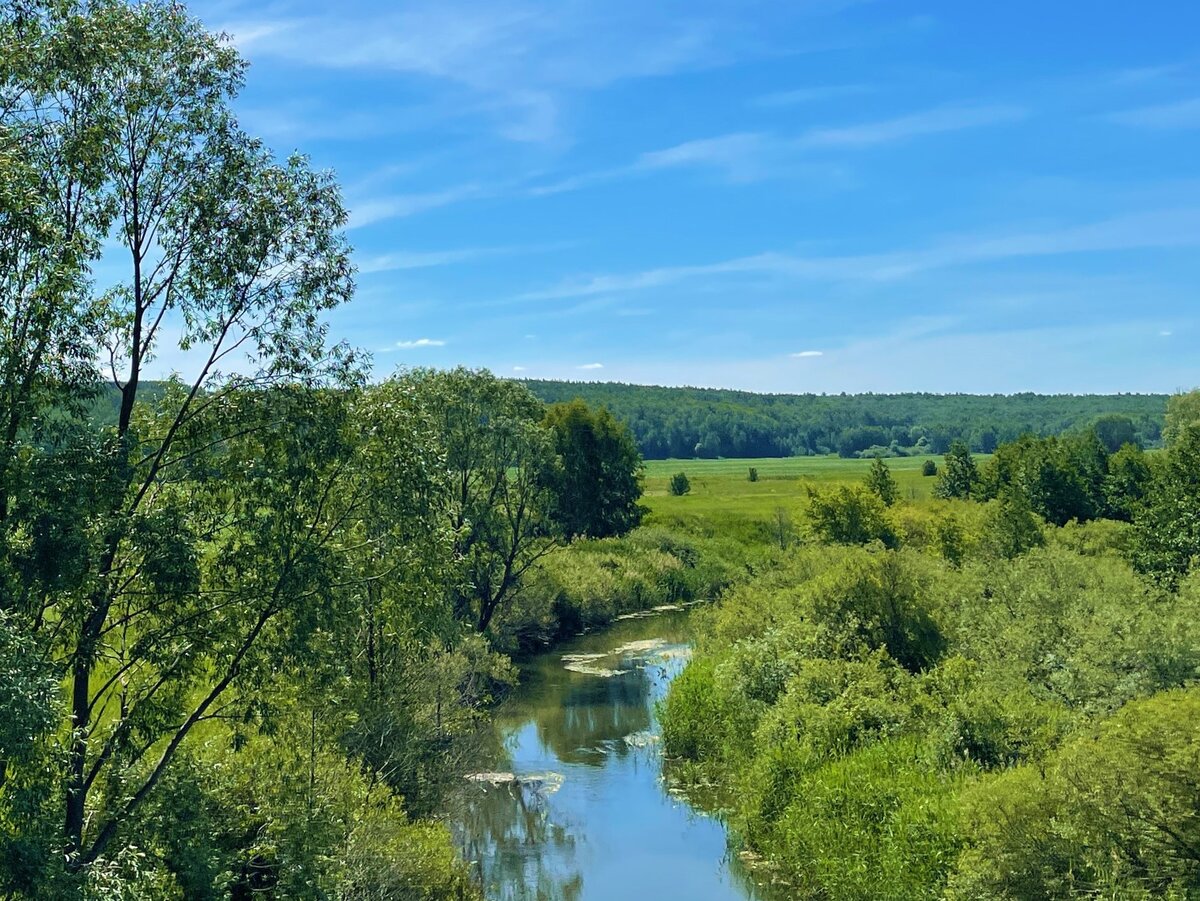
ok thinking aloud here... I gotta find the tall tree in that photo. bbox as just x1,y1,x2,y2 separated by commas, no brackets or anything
0,0,356,876
865,457,899,507
934,440,979,500
404,368,560,632
543,399,644,540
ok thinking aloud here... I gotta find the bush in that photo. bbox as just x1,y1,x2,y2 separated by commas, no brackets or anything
807,486,898,548
747,467,758,482
950,689,1200,899
668,471,691,496
758,738,964,901
922,459,938,477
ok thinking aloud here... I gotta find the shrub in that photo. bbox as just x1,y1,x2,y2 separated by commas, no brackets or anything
950,689,1200,899
807,486,897,548
760,738,964,901
747,467,758,482
922,459,938,477
668,471,691,496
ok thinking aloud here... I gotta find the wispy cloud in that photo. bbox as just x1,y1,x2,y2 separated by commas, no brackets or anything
513,365,528,371
219,2,849,143
797,104,1027,148
393,338,446,349
1110,63,1193,86
1105,97,1200,130
577,362,604,370
529,134,778,194
348,185,485,229
791,350,824,358
530,102,1024,194
521,208,1200,300
753,84,874,107
357,242,569,274
637,132,777,182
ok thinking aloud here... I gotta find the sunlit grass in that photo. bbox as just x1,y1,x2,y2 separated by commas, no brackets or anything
642,454,990,515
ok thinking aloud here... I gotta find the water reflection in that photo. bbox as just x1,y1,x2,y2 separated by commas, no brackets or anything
451,611,784,901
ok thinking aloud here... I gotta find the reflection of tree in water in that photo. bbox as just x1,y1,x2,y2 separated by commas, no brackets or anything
455,780,584,901
532,669,653,764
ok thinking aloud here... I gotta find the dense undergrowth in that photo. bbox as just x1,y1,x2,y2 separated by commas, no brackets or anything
660,420,1200,900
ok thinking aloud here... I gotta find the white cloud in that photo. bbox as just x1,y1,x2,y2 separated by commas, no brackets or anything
216,2,797,143
1106,98,1200,130
530,102,1023,195
357,242,567,274
580,317,1193,394
521,208,1200,301
753,84,874,107
636,132,775,182
348,184,484,229
1161,330,1174,337
797,104,1027,149
394,338,446,349
791,350,824,358
513,365,527,371
577,362,604,370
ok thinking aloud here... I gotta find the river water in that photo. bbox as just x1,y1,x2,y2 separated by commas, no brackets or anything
451,608,783,901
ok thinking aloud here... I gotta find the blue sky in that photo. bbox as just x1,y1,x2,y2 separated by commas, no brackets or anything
187,0,1200,393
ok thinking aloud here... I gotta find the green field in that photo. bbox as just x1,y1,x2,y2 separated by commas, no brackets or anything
641,454,984,515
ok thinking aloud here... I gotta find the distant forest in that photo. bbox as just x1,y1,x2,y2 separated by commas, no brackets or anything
523,380,1168,459
98,381,1169,460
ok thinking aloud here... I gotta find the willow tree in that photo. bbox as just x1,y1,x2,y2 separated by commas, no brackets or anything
0,0,356,880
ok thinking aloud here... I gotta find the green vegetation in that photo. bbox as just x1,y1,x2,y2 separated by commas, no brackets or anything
4,2,1196,898
524,379,1167,459
660,409,1200,899
0,5,654,896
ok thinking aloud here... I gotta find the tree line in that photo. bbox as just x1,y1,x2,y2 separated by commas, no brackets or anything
0,3,644,896
525,379,1166,459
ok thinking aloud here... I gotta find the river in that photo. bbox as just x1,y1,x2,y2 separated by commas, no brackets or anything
451,607,784,901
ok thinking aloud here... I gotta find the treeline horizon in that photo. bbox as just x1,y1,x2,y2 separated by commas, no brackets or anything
523,379,1169,459
91,380,1171,460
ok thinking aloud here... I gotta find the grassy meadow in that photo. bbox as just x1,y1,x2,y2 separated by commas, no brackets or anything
641,454,986,516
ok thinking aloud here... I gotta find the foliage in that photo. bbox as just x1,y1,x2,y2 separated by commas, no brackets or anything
542,398,644,540
757,738,964,901
950,689,1200,899
747,466,758,482
934,440,979,500
978,490,1045,560
921,459,938,476
663,445,1200,898
1131,422,1200,588
0,3,492,894
807,485,898,548
668,471,691,496
1163,388,1200,446
399,368,560,632
523,380,1166,459
865,457,899,506
1092,412,1138,452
